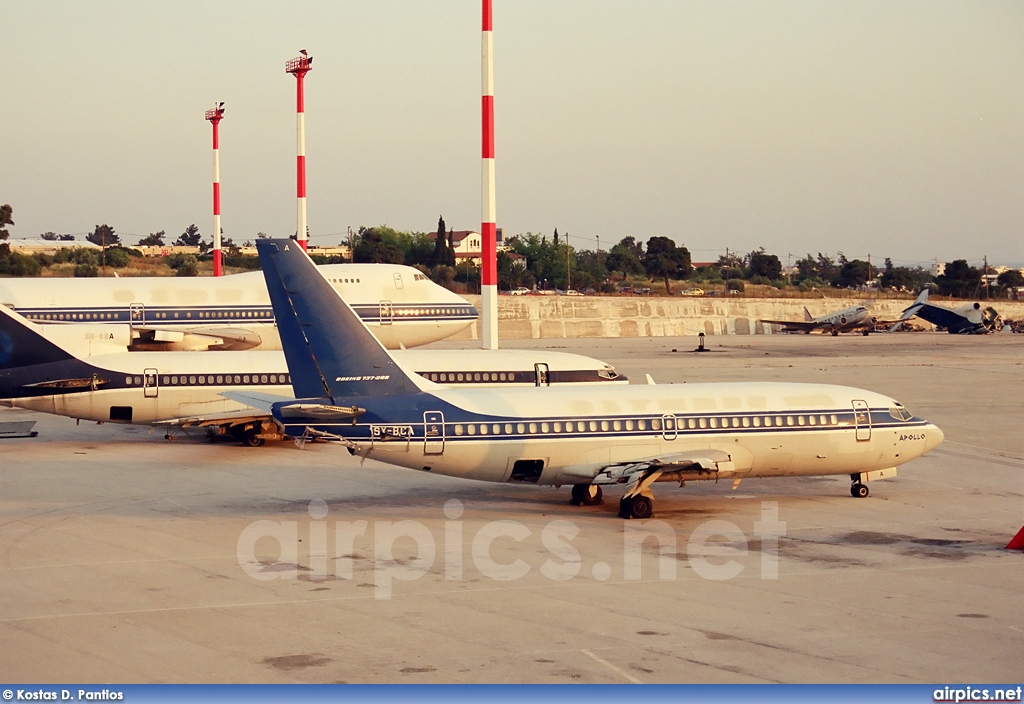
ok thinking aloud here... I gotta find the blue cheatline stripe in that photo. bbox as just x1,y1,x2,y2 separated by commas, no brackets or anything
0,684,1004,702
15,303,477,325
286,408,929,442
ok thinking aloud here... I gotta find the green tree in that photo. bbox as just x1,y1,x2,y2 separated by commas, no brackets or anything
605,237,645,279
0,204,12,240
431,215,449,266
58,234,75,241
138,231,166,246
936,260,980,298
172,254,199,277
353,227,404,264
997,269,1024,291
642,236,691,295
747,249,782,280
835,259,872,288
40,232,58,241
174,224,203,247
86,224,120,247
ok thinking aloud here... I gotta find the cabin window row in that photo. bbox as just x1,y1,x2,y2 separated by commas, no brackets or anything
394,308,465,317
329,278,362,284
422,371,523,383
124,374,291,386
451,414,843,436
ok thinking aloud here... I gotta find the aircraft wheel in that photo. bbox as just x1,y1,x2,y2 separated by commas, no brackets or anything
243,431,265,448
862,329,870,336
851,483,869,498
164,434,174,441
831,328,839,337
570,484,603,506
619,495,654,519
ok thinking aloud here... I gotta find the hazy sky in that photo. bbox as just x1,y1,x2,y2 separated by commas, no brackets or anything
3,1,1022,267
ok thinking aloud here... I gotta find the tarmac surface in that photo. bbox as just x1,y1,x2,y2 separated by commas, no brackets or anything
1,333,1022,683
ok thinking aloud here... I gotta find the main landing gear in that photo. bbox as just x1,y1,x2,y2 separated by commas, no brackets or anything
570,484,603,506
618,494,654,519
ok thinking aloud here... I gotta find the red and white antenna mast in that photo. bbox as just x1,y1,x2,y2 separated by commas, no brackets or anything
481,0,498,349
205,103,226,276
286,50,312,251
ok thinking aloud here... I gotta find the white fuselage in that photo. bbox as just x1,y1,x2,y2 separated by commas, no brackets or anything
0,264,476,350
6,348,626,425
280,382,942,486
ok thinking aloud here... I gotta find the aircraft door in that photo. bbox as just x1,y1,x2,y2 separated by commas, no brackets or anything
661,414,678,440
534,363,550,387
393,272,404,289
143,368,159,398
379,300,393,325
130,303,145,327
423,412,444,455
852,400,870,441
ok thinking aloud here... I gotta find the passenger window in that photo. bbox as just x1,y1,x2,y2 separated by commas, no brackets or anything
600,421,609,431
529,423,538,434
808,416,816,426
742,417,750,428
613,421,621,431
455,425,464,436
125,376,133,385
467,425,476,435
516,423,525,434
732,418,740,428
553,422,562,433
798,416,805,426
638,419,646,431
589,421,598,432
652,419,661,431
753,416,761,427
540,422,549,433
492,424,501,435
625,420,634,431
831,414,839,425
699,418,707,429
479,424,488,435
710,418,718,429
505,424,513,434
786,416,794,426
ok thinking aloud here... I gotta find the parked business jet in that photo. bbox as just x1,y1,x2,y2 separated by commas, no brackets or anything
257,239,944,518
0,305,625,445
895,289,1003,334
0,263,477,350
761,304,877,336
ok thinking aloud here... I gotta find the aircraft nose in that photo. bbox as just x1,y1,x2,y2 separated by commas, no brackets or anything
923,424,944,453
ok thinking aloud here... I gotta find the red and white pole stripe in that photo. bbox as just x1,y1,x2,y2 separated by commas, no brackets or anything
296,71,308,251
480,0,498,349
287,53,312,252
206,105,225,276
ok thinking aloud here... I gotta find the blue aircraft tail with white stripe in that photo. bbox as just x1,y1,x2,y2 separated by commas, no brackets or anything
256,238,420,399
0,303,75,370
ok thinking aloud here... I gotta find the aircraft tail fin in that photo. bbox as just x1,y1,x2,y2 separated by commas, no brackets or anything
256,239,419,399
0,304,75,370
803,306,813,321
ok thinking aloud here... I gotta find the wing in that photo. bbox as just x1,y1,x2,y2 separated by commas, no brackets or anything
759,319,821,331
593,449,739,484
133,326,263,351
153,390,293,429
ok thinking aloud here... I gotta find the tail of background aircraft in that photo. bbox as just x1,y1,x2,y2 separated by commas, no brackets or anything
803,307,813,321
255,239,421,399
0,304,75,370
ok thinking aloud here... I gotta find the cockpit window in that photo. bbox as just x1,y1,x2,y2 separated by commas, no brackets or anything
598,368,619,380
888,405,913,421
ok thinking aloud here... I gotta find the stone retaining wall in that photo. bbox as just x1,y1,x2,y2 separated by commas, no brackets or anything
450,295,1024,341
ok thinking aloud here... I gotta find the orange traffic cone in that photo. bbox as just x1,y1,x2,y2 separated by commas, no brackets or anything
1007,526,1024,550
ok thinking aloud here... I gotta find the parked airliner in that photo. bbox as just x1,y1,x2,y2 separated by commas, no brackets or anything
0,305,625,445
0,263,476,350
761,304,877,336
257,239,944,518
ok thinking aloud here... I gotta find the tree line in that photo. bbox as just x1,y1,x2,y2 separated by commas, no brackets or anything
1,203,1020,296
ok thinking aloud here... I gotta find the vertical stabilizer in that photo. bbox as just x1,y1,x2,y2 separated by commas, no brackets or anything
0,305,75,370
256,239,417,399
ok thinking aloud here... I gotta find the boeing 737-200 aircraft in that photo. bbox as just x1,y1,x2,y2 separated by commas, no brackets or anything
0,263,476,350
0,304,625,445
257,239,944,518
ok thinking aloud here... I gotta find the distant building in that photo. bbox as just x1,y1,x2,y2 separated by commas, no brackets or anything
2,239,100,255
428,228,506,265
136,245,201,257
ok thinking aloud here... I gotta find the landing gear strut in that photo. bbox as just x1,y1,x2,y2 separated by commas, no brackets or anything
570,484,603,506
618,495,654,519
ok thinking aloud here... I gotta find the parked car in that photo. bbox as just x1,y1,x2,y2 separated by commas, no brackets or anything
508,287,530,296
565,289,583,296
680,288,705,297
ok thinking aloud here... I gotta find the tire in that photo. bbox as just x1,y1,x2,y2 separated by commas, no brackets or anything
244,432,265,448
851,483,869,498
571,484,603,506
629,495,654,519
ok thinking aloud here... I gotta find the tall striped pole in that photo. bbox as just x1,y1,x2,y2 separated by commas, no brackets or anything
205,103,225,276
286,51,313,251
481,0,498,349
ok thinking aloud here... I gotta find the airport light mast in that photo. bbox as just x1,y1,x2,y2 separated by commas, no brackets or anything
205,102,225,276
481,0,498,349
286,50,312,251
